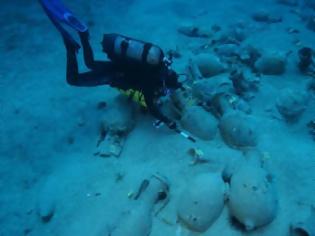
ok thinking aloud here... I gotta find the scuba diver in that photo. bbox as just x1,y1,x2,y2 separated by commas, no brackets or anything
40,0,195,142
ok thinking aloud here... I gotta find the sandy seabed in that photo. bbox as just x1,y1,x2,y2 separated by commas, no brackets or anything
0,0,315,235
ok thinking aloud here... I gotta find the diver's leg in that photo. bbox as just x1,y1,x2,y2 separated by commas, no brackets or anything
79,30,95,69
40,0,114,86
78,30,109,71
40,0,105,70
64,38,80,85
65,37,116,87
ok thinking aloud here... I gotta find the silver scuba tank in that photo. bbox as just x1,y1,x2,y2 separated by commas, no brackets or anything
102,33,164,68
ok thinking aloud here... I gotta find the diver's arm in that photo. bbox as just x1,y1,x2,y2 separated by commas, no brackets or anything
143,91,176,128
79,30,110,71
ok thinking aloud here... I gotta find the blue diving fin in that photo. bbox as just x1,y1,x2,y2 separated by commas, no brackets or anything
39,0,88,50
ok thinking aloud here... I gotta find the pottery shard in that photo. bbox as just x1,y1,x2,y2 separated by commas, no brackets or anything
180,106,218,140
276,0,298,6
255,52,286,75
228,161,278,231
178,25,212,38
276,88,309,122
290,207,315,236
251,11,282,23
194,53,226,78
177,173,226,232
171,89,197,115
191,74,233,102
36,176,58,222
219,112,258,149
102,95,136,135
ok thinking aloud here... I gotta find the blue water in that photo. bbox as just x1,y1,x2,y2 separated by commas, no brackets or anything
1,0,315,235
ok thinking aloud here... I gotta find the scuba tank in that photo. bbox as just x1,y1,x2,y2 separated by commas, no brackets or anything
102,33,165,68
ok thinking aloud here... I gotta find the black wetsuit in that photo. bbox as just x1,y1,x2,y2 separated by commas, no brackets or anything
64,31,178,125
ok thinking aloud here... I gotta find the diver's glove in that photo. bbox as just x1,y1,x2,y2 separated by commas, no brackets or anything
167,121,177,130
153,120,163,128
